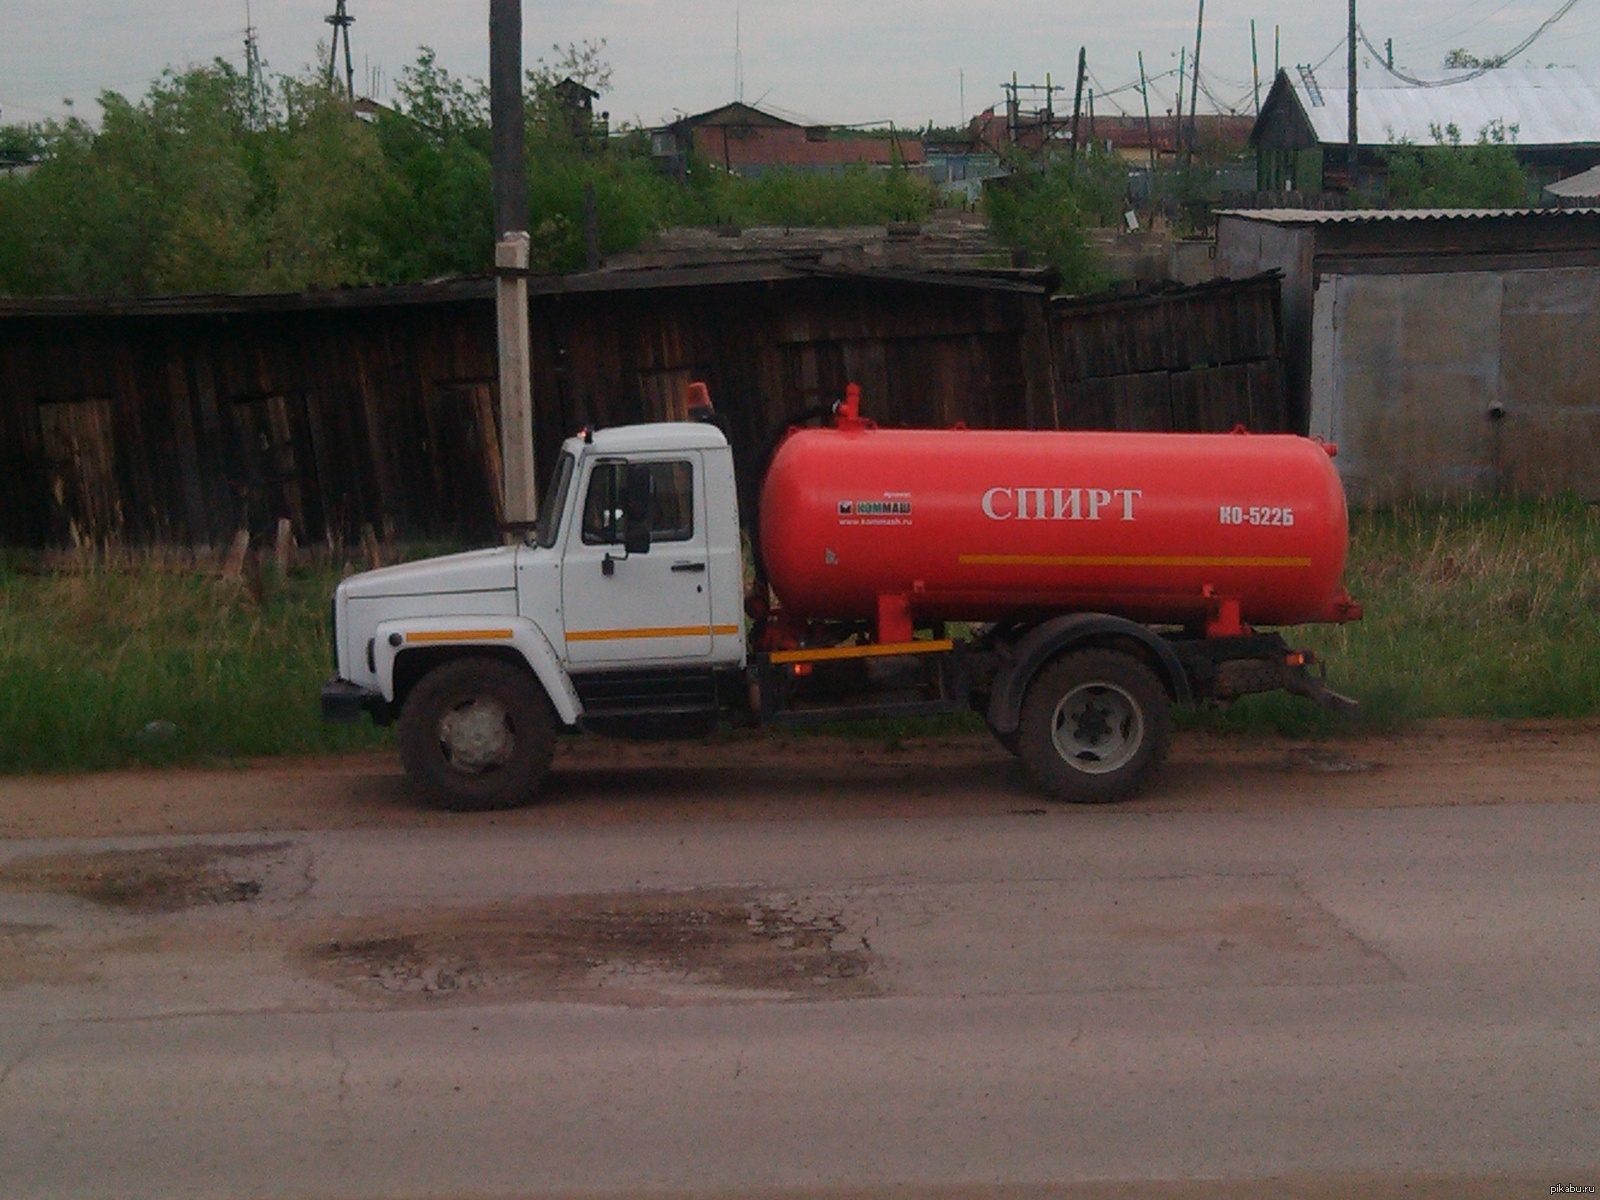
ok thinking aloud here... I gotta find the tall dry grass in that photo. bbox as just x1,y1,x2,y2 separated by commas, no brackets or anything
0,553,389,774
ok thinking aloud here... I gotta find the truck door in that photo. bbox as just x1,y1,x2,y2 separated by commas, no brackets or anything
561,453,715,667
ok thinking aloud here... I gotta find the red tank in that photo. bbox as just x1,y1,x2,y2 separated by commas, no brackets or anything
759,394,1360,644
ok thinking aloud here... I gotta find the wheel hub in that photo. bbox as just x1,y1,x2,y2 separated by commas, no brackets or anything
1050,682,1143,775
437,698,514,773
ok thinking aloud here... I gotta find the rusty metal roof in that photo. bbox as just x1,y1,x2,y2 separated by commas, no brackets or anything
1287,67,1600,149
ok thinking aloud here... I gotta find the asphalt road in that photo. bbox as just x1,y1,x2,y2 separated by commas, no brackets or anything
1,732,1598,1198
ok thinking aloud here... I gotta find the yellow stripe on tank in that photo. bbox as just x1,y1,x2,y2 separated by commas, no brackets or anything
958,554,1313,569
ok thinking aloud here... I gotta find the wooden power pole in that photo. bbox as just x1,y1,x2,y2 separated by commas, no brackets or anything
1347,0,1359,183
1070,48,1086,158
1186,0,1204,168
490,0,537,529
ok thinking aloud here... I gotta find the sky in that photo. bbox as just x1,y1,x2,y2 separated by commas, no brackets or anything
3,0,1598,131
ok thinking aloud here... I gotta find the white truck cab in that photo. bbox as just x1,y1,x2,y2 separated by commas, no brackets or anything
323,419,748,809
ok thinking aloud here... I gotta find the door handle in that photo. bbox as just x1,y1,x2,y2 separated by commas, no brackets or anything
671,561,707,573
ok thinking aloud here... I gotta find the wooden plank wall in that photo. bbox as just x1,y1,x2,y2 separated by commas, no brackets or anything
1051,277,1289,433
0,274,1287,550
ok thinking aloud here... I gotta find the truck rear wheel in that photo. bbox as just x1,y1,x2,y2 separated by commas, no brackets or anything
1017,649,1171,804
398,658,556,812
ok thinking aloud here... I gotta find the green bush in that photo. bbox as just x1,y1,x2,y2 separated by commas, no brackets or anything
1380,121,1534,209
983,150,1125,291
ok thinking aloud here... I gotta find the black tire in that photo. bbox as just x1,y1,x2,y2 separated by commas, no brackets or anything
991,726,1023,757
397,657,556,812
1016,649,1171,804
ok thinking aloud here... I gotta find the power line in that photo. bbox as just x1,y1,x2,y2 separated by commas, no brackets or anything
1360,0,1583,86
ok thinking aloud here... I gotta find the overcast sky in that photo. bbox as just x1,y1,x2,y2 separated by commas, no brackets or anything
4,0,1597,130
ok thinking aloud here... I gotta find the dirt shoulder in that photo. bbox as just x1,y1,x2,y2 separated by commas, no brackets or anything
2,719,1598,841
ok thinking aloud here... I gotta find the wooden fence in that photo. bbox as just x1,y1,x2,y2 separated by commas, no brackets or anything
0,269,1287,550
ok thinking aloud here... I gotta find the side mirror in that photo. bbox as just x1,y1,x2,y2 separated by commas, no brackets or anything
623,463,653,556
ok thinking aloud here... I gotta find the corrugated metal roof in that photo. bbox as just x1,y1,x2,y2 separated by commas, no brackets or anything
1547,165,1600,198
1292,67,1600,148
1217,207,1600,224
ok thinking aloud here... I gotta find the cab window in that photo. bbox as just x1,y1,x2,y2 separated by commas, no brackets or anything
533,451,575,548
581,459,694,545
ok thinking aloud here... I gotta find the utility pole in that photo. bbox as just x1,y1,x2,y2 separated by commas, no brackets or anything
1007,72,1019,147
490,0,536,527
1251,20,1262,116
1174,47,1186,167
324,0,355,99
1347,0,1359,184
1069,48,1087,159
1138,52,1157,175
1187,0,1205,168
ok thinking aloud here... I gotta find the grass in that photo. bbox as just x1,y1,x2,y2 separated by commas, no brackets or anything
1195,495,1600,736
3,496,1600,774
0,555,391,774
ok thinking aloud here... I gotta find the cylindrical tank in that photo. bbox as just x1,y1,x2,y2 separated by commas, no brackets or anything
759,420,1359,633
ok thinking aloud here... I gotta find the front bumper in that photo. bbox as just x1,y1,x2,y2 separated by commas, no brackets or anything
321,677,389,726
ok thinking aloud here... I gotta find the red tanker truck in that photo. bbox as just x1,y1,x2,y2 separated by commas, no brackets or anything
322,383,1361,811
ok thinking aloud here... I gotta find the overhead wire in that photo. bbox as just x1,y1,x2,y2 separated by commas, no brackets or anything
1360,0,1584,87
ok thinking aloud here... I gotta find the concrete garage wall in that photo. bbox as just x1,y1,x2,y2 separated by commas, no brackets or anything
1308,266,1600,504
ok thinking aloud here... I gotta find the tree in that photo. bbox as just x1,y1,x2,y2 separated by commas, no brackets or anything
260,77,396,289
8,64,260,296
1443,49,1507,70
984,150,1123,292
1382,121,1532,208
373,51,493,279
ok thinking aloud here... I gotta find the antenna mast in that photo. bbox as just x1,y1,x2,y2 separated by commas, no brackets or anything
735,10,744,103
244,0,268,128
325,0,356,99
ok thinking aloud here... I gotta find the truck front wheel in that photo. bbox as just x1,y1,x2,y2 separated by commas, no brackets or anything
1017,649,1171,803
397,658,556,812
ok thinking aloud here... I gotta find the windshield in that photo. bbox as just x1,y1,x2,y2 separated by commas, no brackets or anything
532,451,575,548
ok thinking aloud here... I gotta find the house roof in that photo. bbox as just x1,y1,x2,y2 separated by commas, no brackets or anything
1254,67,1600,150
670,102,801,131
1547,164,1600,198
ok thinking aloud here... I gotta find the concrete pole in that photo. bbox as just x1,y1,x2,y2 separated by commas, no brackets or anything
496,234,536,529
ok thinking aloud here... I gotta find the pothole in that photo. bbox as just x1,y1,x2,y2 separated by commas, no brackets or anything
303,888,880,1007
0,844,288,913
